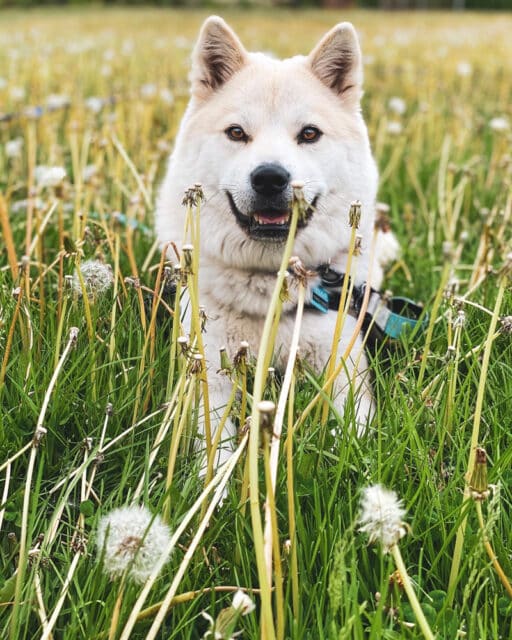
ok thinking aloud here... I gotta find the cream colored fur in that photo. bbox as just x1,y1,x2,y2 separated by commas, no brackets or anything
155,17,399,466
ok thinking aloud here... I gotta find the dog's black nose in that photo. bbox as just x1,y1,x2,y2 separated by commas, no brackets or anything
250,163,290,197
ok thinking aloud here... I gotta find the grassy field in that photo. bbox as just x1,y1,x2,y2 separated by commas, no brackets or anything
1,6,512,639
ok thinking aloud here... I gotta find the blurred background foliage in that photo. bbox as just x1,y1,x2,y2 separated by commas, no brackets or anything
1,0,511,11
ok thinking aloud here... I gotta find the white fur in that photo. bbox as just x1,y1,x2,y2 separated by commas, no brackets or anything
155,17,395,466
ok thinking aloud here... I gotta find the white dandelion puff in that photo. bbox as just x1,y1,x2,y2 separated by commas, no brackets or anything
160,87,174,106
386,121,403,136
5,138,23,159
85,96,103,114
96,505,173,584
72,259,114,299
388,96,406,115
232,590,255,615
9,85,26,102
358,484,408,553
140,83,157,99
456,61,473,77
489,116,509,132
45,93,70,110
34,165,66,189
82,164,98,182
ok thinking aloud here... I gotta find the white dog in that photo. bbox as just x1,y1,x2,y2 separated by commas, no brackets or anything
156,17,398,465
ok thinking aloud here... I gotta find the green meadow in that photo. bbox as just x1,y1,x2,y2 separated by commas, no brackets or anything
0,7,511,639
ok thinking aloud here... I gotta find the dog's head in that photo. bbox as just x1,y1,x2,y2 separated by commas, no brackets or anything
158,17,378,272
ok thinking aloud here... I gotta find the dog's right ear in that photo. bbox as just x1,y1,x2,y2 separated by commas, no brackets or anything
190,16,247,100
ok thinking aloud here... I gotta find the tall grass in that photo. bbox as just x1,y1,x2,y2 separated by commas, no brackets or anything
1,8,511,639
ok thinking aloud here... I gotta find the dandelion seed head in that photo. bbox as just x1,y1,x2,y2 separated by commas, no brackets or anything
386,121,403,136
388,96,406,115
35,165,66,188
489,116,509,132
72,259,114,298
456,61,473,77
45,93,70,110
141,83,157,99
9,85,26,102
160,87,174,105
85,96,103,114
5,138,23,159
358,484,408,552
96,505,172,584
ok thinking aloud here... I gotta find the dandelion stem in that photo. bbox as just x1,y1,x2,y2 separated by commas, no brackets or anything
448,271,507,602
119,435,249,640
248,188,301,640
474,501,512,598
390,544,436,640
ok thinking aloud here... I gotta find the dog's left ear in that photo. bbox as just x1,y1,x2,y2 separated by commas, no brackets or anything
308,23,363,104
190,16,248,100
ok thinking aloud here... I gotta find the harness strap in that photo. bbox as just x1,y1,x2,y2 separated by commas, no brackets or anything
307,265,427,341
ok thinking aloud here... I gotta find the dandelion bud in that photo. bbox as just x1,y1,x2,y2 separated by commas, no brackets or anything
199,305,208,332
279,271,290,301
442,241,454,261
444,345,456,362
499,316,512,335
354,234,363,256
375,202,391,232
177,335,189,354
190,353,203,375
349,201,361,229
182,244,194,269
96,505,173,584
469,447,490,501
233,340,249,370
453,310,466,329
219,347,232,374
499,252,512,278
257,400,275,437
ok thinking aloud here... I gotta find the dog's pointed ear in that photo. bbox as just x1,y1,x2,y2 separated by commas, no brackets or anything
308,23,363,104
190,16,247,100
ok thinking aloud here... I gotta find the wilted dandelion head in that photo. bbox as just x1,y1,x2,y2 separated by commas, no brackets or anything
232,590,255,615
201,590,255,639
72,259,114,299
96,505,173,584
358,484,408,553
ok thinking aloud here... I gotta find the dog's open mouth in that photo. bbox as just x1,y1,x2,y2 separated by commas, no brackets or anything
227,192,317,241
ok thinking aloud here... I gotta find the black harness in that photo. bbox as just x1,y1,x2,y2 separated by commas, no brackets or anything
307,265,427,341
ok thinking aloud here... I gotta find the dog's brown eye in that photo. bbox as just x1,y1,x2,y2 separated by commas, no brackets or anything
298,126,322,144
225,126,248,142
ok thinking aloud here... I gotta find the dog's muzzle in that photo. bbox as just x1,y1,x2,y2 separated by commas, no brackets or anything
227,163,317,241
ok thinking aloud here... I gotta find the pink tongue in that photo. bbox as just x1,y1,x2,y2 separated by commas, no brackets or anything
256,213,288,225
